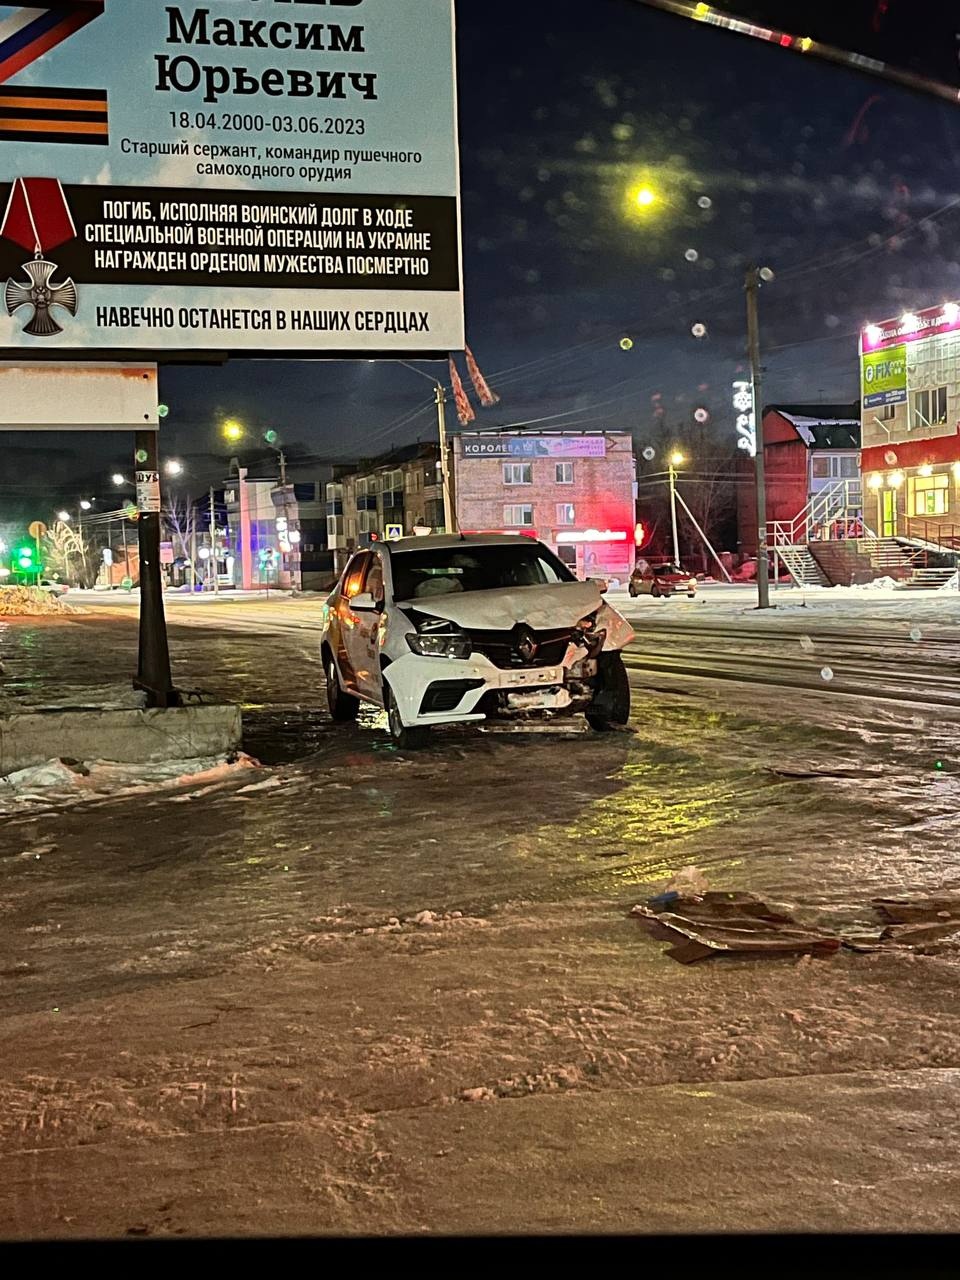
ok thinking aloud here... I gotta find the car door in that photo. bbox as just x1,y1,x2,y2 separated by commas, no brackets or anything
353,551,386,702
335,551,372,695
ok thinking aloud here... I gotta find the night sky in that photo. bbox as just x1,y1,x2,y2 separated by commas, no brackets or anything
3,0,960,520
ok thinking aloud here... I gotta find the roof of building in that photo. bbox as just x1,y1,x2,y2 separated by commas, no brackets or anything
765,403,860,449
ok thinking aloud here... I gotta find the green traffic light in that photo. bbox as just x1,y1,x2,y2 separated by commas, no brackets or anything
264,429,279,445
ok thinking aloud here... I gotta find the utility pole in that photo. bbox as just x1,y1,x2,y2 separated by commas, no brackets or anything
209,486,220,596
121,513,129,586
134,430,179,706
434,382,456,533
278,449,287,487
745,266,771,610
668,455,682,567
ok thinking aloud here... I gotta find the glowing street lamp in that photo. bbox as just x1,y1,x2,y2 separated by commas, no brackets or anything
57,510,71,522
222,419,244,443
79,499,93,511
668,451,685,566
111,473,127,486
164,458,184,477
634,185,657,209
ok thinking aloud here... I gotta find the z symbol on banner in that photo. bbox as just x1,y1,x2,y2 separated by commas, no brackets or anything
0,4,108,145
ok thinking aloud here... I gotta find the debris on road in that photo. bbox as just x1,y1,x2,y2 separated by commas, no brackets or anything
631,890,843,964
663,864,709,896
0,751,264,813
863,897,960,951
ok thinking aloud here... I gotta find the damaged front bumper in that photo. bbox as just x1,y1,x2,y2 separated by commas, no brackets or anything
383,645,602,729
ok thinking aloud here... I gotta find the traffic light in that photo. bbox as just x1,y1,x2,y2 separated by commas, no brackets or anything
12,539,40,578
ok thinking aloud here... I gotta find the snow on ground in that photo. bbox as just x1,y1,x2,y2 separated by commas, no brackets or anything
612,581,960,627
2,610,960,1234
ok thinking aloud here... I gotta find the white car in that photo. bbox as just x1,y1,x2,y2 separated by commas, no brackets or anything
320,534,635,747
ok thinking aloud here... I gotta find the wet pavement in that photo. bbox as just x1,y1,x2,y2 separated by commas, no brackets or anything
2,609,960,1235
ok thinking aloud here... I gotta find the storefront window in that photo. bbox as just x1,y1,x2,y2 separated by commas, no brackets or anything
908,473,949,517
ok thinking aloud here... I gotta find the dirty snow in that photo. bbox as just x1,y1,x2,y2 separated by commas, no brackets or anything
2,608,960,1235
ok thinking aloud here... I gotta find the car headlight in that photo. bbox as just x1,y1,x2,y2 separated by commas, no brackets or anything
405,614,472,660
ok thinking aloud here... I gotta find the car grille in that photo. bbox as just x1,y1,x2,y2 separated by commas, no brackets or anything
467,625,573,670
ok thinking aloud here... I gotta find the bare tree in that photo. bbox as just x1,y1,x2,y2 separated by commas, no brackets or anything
163,495,198,584
637,417,738,571
43,520,89,586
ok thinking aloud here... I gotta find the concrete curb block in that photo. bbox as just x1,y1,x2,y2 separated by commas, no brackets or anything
0,705,243,777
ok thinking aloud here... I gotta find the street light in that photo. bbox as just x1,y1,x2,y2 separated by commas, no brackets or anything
111,473,127,486
79,499,92,511
57,510,71,522
668,452,685,567
222,419,244,443
164,459,184,477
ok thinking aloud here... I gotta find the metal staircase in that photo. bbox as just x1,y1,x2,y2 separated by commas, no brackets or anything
774,545,830,587
896,567,958,591
769,480,863,587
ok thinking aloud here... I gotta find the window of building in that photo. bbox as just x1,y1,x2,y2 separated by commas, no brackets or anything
503,503,534,526
877,403,896,421
556,462,574,485
812,457,831,479
839,456,860,478
911,386,949,429
503,462,533,485
556,503,576,525
908,473,949,517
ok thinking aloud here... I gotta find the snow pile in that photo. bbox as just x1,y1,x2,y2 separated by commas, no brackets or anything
0,586,78,617
851,576,898,591
937,572,959,593
0,752,261,812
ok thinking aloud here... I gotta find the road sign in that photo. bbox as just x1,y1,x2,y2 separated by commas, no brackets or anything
0,1,463,362
385,524,404,542
28,521,47,540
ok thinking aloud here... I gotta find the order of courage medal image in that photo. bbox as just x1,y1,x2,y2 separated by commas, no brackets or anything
2,177,79,336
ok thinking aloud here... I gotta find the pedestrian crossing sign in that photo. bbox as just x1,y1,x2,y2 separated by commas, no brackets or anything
385,525,403,541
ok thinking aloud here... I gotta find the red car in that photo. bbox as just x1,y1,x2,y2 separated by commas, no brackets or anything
628,558,698,599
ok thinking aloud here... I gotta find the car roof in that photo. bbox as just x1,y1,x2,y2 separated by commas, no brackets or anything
383,533,542,553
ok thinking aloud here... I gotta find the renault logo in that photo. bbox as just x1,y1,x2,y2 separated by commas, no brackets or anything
515,626,539,664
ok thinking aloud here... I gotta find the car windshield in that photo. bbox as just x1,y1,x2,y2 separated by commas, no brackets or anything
391,542,576,600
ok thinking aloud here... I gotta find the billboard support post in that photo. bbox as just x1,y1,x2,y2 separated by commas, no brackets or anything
134,426,178,708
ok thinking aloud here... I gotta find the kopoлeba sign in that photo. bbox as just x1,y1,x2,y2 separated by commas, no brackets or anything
0,0,463,359
861,345,907,409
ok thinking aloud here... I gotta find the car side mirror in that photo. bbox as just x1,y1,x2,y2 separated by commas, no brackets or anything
349,591,381,612
588,576,608,594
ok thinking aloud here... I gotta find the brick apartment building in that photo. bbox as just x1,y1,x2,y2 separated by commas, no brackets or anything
327,431,637,582
326,442,445,575
453,431,636,581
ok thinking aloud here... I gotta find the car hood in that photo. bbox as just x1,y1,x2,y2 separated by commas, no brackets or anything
397,580,605,631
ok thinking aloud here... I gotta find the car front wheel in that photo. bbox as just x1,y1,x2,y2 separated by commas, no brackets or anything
325,653,359,722
385,683,430,750
586,651,631,732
